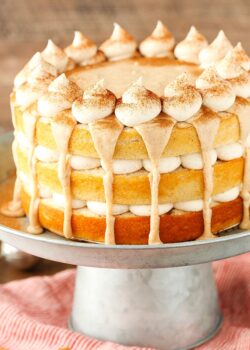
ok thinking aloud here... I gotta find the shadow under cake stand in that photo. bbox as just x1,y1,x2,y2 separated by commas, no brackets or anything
1,133,250,350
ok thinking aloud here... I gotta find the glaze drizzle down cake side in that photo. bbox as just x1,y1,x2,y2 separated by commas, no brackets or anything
2,22,250,245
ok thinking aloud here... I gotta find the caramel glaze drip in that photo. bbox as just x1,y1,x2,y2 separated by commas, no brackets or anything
229,97,250,229
24,106,43,234
1,93,25,217
89,115,123,244
51,113,76,239
191,106,220,239
135,114,175,244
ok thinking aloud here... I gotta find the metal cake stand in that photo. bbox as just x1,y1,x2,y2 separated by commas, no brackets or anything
1,132,250,350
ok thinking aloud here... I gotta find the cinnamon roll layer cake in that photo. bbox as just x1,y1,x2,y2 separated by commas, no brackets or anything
3,21,250,245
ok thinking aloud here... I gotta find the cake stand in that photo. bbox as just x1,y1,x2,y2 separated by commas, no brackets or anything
1,132,250,350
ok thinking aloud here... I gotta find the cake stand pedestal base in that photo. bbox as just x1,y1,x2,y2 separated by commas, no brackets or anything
70,263,222,350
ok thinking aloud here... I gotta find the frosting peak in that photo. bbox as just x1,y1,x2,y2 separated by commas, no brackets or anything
15,56,57,108
14,52,57,88
42,39,70,73
174,26,208,64
72,79,116,123
139,20,175,58
216,50,250,98
65,31,105,66
196,67,235,111
199,30,233,68
231,42,250,71
37,74,82,117
115,78,161,126
100,23,137,61
163,73,202,121
216,50,244,79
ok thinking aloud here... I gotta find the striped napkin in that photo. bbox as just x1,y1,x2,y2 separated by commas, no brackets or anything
0,253,249,350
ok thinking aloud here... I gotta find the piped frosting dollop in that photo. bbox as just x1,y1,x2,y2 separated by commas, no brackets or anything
231,42,250,71
42,39,73,73
72,80,116,123
162,73,202,121
100,23,137,61
115,78,161,126
216,50,250,98
139,20,175,58
199,30,233,68
15,57,57,108
37,73,82,117
174,26,208,64
14,52,57,88
65,31,105,66
196,67,235,111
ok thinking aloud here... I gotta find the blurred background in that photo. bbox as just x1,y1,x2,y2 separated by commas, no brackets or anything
0,0,249,280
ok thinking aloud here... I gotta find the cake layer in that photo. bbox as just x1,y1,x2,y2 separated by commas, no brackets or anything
14,106,240,159
21,188,244,244
17,146,243,205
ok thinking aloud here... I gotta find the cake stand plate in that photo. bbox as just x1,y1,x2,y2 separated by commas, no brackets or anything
1,132,250,350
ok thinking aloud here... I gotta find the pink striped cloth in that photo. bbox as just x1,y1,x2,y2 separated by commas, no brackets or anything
0,253,249,350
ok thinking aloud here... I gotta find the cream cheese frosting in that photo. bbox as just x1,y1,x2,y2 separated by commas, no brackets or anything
216,142,243,161
115,78,161,126
70,155,101,170
103,159,143,174
174,199,203,212
42,39,73,73
213,186,240,202
231,43,250,71
65,31,105,66
87,201,128,216
72,80,116,123
143,156,181,173
181,150,217,170
216,50,250,98
174,26,208,64
37,73,82,117
129,203,173,216
196,67,235,111
139,20,175,58
100,23,137,61
14,52,57,88
35,145,59,163
15,58,57,108
163,73,202,121
52,193,86,209
199,30,233,68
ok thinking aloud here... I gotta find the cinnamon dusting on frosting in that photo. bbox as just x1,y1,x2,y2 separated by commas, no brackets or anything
37,73,82,117
163,73,202,121
42,39,72,73
100,23,137,61
231,43,250,71
216,50,250,98
65,31,105,66
199,30,233,68
72,79,116,123
174,26,208,64
196,67,235,111
115,78,161,126
15,57,57,109
139,20,175,58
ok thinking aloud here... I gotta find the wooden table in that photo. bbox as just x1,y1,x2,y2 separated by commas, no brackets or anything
0,0,250,281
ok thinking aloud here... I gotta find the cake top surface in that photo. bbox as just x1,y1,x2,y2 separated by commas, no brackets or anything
68,57,200,97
